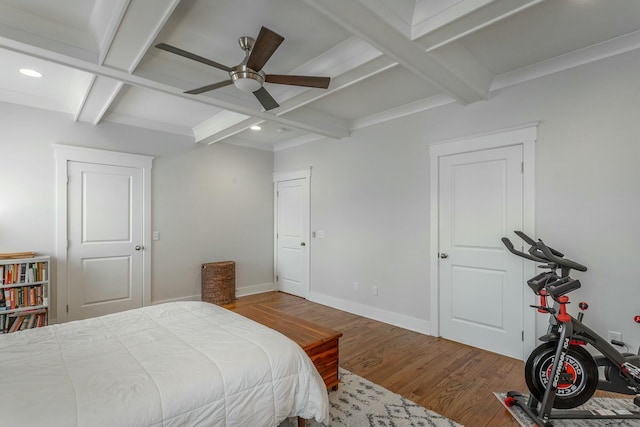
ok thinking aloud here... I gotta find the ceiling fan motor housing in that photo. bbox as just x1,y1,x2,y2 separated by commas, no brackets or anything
231,64,265,92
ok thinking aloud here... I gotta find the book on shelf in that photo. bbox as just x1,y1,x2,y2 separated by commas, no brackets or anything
1,310,47,334
0,252,35,260
1,260,48,285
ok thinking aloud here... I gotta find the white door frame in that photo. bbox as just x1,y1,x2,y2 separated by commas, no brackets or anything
429,123,538,357
273,167,311,297
54,145,153,323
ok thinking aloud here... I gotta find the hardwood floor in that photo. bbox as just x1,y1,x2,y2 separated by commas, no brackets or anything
227,291,528,427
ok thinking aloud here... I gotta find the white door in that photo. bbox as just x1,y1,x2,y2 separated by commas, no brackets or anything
438,145,524,359
274,173,310,298
66,161,145,320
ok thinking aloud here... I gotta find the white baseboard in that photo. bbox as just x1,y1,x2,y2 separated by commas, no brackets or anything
152,294,201,305
308,291,431,336
150,283,277,305
148,286,430,336
236,282,276,297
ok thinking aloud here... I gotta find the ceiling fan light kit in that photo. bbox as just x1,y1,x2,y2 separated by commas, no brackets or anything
231,65,264,93
156,26,330,111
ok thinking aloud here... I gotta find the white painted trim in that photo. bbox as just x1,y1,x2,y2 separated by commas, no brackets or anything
309,291,430,335
274,134,325,152
428,123,537,359
491,29,640,92
273,168,312,298
105,111,194,137
152,294,201,305
54,144,153,323
272,167,312,183
350,93,455,131
236,282,277,298
150,283,277,305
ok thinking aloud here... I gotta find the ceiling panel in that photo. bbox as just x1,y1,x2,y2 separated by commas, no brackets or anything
310,65,441,121
1,0,94,30
457,0,640,75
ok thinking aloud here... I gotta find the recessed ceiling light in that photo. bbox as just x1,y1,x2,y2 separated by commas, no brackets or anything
19,68,43,78
250,125,262,131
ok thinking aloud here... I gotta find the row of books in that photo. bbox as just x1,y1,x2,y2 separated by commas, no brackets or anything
0,285,48,311
0,310,47,333
0,261,48,285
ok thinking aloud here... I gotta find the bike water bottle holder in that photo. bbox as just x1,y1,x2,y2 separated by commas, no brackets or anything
527,271,558,294
547,277,581,298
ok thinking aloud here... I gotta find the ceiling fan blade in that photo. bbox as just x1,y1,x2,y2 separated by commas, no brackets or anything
246,27,284,71
253,87,279,111
156,43,233,72
265,74,330,89
184,80,233,95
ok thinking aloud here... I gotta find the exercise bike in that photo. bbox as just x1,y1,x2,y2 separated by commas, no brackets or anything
501,231,640,426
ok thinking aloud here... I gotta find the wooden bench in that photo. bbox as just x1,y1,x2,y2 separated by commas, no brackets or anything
230,304,342,390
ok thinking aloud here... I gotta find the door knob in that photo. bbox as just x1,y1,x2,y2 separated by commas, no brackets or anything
440,253,448,259
300,242,306,247
135,245,143,251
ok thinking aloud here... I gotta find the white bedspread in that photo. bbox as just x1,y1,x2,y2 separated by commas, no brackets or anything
0,301,329,426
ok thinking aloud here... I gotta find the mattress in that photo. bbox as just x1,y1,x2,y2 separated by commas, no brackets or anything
0,301,329,426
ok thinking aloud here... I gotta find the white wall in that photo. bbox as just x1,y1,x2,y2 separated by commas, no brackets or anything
0,103,275,317
152,141,274,302
275,49,640,351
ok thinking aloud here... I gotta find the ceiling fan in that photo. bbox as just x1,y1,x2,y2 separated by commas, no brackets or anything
156,26,330,111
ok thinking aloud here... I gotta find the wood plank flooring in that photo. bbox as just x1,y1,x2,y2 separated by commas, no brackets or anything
228,291,528,427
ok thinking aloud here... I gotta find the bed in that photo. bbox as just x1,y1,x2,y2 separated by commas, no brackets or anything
0,301,329,427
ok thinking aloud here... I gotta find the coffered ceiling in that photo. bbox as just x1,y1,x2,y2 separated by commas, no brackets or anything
1,0,639,150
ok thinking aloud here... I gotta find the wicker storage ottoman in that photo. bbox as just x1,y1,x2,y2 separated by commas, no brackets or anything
201,261,235,305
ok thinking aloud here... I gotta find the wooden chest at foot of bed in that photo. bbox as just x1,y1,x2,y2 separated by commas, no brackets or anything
230,304,342,390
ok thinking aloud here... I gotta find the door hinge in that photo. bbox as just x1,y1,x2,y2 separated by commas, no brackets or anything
521,162,524,174
276,275,279,282
66,304,69,313
522,330,525,341
66,174,70,184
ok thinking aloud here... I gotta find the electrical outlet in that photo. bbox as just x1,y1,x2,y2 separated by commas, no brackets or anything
608,331,622,343
372,285,378,296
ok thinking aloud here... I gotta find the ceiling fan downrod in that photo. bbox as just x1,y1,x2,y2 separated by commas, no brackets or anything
231,36,264,92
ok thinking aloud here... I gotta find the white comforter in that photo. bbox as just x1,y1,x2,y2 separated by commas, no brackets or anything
0,302,329,426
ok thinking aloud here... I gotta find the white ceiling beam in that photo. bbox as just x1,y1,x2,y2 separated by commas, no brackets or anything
303,0,488,105
76,77,124,125
74,0,181,126
0,36,348,139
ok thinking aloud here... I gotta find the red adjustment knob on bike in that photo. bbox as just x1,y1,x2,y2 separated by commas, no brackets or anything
557,295,571,323
538,289,548,313
634,315,640,323
579,302,589,311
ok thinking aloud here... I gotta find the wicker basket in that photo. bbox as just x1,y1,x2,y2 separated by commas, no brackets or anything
201,261,235,305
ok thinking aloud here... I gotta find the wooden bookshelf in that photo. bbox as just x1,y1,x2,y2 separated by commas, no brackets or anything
0,256,49,333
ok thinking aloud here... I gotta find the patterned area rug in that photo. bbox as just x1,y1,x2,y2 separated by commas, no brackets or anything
495,392,640,427
297,368,463,427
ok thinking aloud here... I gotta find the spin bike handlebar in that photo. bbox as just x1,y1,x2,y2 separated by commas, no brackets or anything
502,231,587,272
536,239,587,272
501,237,547,263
